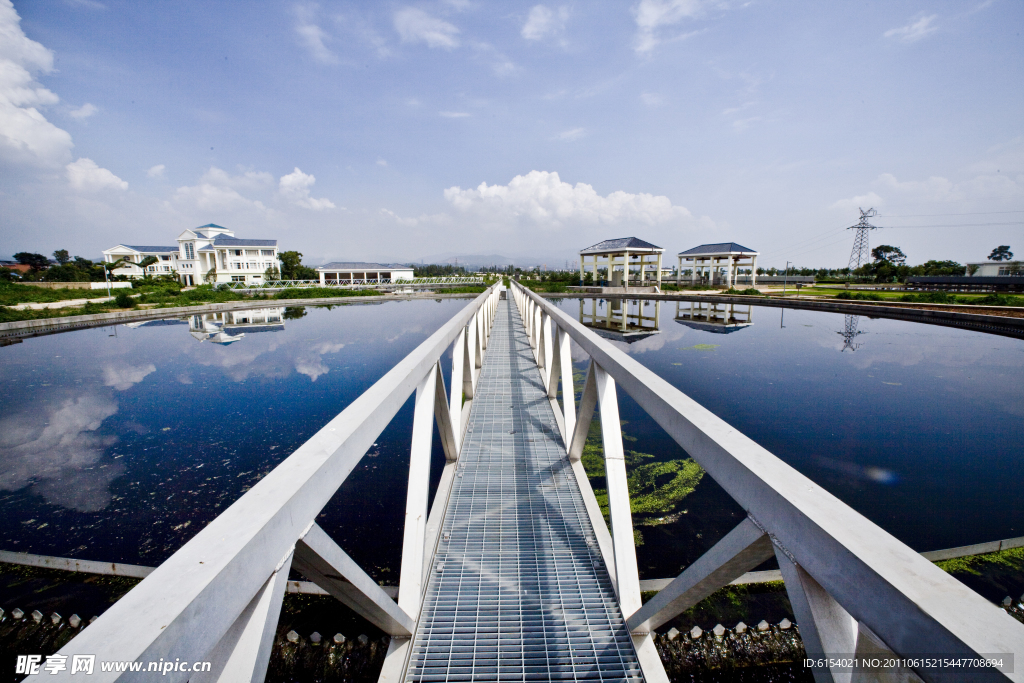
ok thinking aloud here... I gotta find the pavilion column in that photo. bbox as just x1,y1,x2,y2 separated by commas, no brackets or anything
656,253,663,290
691,258,697,286
727,256,735,287
579,254,585,285
623,251,630,292
751,255,758,286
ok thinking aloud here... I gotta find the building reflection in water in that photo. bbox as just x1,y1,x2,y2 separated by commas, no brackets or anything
125,308,286,345
673,300,753,334
578,298,661,343
188,307,286,345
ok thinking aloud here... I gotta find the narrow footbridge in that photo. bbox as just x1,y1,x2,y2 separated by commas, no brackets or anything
53,284,1022,682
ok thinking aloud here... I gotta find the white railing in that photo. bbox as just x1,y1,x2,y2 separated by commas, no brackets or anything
219,277,486,290
50,285,502,682
511,282,1022,683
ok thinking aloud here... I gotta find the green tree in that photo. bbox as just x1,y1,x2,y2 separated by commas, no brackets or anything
277,251,316,280
13,252,50,271
871,245,906,265
53,249,70,265
264,265,281,280
989,245,1013,261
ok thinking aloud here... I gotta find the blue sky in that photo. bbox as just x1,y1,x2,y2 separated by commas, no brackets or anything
1,0,1021,267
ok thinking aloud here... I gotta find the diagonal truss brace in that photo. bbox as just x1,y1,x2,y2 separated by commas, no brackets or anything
627,517,774,633
192,549,293,683
776,546,857,683
294,523,414,636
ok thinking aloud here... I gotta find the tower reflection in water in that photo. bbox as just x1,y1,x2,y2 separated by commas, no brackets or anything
673,300,753,333
578,298,661,343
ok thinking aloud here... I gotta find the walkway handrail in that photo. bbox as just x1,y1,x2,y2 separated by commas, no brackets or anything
511,282,1022,683
51,284,501,682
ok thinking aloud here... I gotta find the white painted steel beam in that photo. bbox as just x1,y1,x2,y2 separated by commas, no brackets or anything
192,551,292,683
293,523,414,636
595,364,642,620
626,517,774,633
432,364,458,462
397,367,436,619
449,328,466,442
568,458,618,593
512,283,1023,681
567,360,597,462
557,326,576,444
776,546,857,683
422,461,458,583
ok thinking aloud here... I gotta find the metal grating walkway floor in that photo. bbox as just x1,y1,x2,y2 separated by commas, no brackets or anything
405,299,644,682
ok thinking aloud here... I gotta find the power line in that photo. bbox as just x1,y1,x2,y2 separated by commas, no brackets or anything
878,210,1024,217
883,222,1024,228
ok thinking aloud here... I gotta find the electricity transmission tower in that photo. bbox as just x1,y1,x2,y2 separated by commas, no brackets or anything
838,315,865,352
847,208,879,270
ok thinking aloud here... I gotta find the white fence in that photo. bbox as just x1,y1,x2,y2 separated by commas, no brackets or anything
510,281,1022,683
49,285,501,682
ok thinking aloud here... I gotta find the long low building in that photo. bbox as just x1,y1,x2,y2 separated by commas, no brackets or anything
316,262,414,284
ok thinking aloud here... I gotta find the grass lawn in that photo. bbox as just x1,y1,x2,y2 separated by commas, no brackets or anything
786,287,1024,307
0,283,119,306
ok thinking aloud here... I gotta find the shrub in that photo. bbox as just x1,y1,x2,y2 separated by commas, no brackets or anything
114,291,137,308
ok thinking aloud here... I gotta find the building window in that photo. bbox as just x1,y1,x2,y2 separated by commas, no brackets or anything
231,275,246,282
380,272,390,279
261,249,274,256
233,249,243,256
185,243,195,259
233,262,242,270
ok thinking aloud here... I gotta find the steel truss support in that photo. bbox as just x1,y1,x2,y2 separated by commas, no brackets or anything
627,517,774,633
193,550,292,683
294,523,414,635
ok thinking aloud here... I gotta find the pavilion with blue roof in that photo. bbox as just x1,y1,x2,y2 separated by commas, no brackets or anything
677,242,759,287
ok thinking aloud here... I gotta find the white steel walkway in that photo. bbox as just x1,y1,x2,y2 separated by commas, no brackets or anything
405,300,644,682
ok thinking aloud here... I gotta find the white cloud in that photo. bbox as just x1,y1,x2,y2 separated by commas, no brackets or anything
295,342,345,381
394,7,459,49
279,167,336,210
522,5,569,41
294,4,338,64
443,170,698,230
633,0,702,53
831,191,884,213
439,110,471,118
147,164,165,178
202,166,274,190
0,393,122,512
66,157,128,191
376,158,388,167
69,102,97,119
0,0,74,165
173,182,267,212
556,127,587,141
103,363,156,390
884,15,938,43
641,92,663,106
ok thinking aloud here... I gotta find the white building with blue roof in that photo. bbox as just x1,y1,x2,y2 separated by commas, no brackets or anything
103,224,280,285
677,242,759,288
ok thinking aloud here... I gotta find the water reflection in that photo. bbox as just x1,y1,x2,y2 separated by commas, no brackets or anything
838,314,865,352
578,298,661,343
673,301,753,334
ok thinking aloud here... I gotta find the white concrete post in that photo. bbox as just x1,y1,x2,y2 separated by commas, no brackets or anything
594,365,641,616
579,254,585,285
656,253,662,289
751,254,758,286
397,367,436,617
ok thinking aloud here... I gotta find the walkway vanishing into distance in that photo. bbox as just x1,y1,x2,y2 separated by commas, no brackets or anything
42,283,1022,683
405,299,643,681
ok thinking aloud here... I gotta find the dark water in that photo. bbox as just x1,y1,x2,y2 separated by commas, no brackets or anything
0,301,461,583
557,297,1024,579
1,297,1022,588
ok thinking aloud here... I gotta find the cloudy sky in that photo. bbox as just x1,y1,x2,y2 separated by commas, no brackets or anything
1,0,1021,267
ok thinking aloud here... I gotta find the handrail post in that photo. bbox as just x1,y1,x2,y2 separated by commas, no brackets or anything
557,325,576,441
450,328,465,444
594,363,642,616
